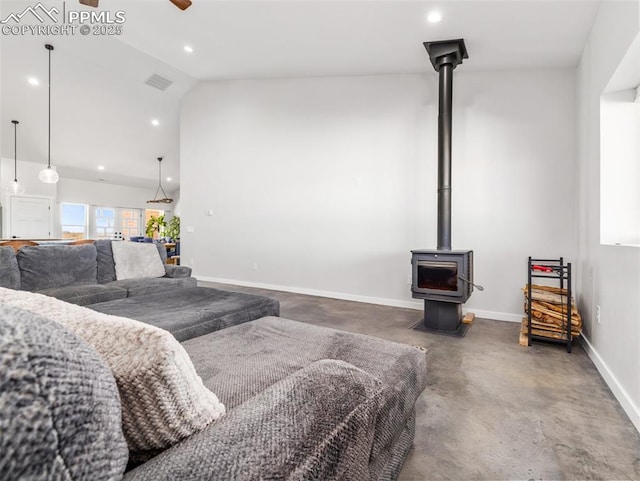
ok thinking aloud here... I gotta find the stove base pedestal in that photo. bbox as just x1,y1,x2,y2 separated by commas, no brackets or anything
411,300,469,337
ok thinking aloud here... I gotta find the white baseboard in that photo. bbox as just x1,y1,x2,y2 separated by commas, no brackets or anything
467,310,521,323
197,275,423,309
580,334,640,434
196,276,522,323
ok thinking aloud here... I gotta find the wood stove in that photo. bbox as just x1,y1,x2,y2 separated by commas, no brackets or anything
411,38,474,337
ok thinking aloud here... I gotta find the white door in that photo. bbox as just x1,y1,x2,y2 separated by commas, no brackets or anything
9,196,53,239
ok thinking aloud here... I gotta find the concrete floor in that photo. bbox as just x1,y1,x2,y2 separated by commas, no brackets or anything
201,281,640,480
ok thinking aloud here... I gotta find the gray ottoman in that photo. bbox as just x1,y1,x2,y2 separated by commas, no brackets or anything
89,287,280,341
182,316,428,480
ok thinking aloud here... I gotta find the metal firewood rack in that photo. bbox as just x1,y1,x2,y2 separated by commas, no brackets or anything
527,257,573,353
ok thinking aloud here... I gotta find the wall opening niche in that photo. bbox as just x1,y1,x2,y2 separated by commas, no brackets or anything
600,30,640,247
600,88,640,246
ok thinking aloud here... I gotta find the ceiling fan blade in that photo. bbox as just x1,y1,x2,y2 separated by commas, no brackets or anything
79,0,99,7
170,0,192,10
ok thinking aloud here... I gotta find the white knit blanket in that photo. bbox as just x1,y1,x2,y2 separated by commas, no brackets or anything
111,241,166,280
0,287,225,453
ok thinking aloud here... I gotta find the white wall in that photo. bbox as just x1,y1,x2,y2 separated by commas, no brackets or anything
576,0,640,432
56,177,157,211
167,188,180,219
181,69,577,320
0,158,58,198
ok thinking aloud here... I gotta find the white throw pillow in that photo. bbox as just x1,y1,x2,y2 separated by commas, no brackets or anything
0,287,225,453
111,241,166,280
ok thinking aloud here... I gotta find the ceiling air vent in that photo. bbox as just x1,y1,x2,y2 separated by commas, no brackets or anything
145,74,173,91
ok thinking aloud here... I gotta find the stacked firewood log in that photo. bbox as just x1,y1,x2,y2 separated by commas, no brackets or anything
519,284,582,346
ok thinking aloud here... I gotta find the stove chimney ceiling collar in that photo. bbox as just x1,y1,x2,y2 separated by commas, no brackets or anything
423,39,468,72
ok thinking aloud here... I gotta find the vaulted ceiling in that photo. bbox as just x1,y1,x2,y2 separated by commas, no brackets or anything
0,0,602,187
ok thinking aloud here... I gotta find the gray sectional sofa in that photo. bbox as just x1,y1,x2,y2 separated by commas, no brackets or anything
0,241,427,480
2,241,195,306
0,241,280,340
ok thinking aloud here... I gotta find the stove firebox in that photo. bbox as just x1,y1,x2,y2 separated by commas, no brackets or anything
411,250,473,303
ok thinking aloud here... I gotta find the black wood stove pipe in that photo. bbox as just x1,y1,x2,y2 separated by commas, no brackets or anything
423,39,468,252
437,63,453,251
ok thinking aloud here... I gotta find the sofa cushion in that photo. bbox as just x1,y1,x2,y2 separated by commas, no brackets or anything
0,246,20,290
0,304,128,480
96,239,117,283
38,283,128,306
96,241,171,284
0,287,225,455
155,242,168,263
106,276,197,298
111,242,166,280
163,264,192,278
90,287,280,342
17,244,97,291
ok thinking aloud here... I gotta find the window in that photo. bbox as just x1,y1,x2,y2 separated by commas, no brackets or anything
120,209,142,240
92,207,142,240
60,203,88,239
94,207,116,239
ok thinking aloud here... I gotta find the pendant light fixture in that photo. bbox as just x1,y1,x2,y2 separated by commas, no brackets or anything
6,120,26,195
39,43,59,184
147,157,173,204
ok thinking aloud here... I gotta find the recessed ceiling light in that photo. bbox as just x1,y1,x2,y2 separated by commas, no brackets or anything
427,11,443,23
97,165,105,171
184,45,194,54
28,77,39,86
166,177,172,182
151,119,160,127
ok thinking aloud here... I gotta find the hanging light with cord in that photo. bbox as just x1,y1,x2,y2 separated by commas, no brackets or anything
147,157,174,204
7,120,26,195
39,44,59,184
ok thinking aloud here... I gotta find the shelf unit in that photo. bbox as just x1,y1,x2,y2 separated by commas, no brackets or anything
527,257,573,353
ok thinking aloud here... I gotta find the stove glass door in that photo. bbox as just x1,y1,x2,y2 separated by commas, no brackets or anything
417,261,458,291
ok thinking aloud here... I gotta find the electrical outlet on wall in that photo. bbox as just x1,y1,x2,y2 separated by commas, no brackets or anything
253,262,258,271
596,305,601,324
